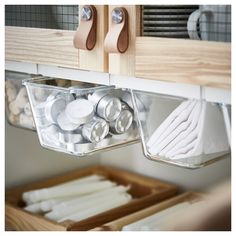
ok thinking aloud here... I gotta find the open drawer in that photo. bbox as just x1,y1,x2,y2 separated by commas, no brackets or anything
131,89,230,168
5,165,177,231
23,77,139,156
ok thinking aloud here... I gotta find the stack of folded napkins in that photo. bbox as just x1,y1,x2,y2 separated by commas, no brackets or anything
147,99,229,162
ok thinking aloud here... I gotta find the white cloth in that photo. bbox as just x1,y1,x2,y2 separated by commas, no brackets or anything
160,101,202,157
148,100,197,155
147,100,192,148
166,102,206,159
147,98,229,161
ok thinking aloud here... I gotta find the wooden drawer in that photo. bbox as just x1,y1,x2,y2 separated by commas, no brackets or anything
5,165,177,231
92,192,203,231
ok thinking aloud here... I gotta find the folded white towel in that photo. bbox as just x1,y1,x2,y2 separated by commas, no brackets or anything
154,101,200,154
165,102,205,159
147,100,192,148
146,98,229,162
159,101,202,157
168,101,229,160
148,100,197,155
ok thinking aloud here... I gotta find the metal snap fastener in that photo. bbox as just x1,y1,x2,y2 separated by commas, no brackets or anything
112,8,124,24
81,5,92,21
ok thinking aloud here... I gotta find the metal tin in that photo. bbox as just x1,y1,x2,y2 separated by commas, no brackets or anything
65,99,94,125
36,115,50,127
45,98,66,124
57,111,80,131
82,117,109,143
59,129,83,144
96,95,122,121
87,89,110,107
47,92,75,103
120,91,134,109
110,109,133,134
41,125,63,147
95,135,112,148
67,141,95,154
111,123,138,140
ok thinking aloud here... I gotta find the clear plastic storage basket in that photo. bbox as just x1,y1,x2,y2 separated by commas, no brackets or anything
5,71,36,130
23,77,139,156
131,90,230,168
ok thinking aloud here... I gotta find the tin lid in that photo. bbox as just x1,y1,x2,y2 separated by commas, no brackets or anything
57,111,80,131
45,98,66,124
97,95,122,121
65,99,94,125
67,141,95,154
87,89,110,106
59,130,83,144
82,117,109,143
111,110,133,134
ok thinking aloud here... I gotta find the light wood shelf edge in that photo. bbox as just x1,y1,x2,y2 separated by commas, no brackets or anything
5,26,79,69
135,37,231,90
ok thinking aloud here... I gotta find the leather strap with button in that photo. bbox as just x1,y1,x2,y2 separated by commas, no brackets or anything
104,7,129,53
73,5,97,50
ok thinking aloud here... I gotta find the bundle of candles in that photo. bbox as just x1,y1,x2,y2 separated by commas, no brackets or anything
22,174,132,222
122,200,206,231
147,99,229,161
5,79,35,129
31,80,138,154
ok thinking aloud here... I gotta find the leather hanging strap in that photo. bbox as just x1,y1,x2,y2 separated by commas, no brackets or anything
104,7,129,53
73,5,97,50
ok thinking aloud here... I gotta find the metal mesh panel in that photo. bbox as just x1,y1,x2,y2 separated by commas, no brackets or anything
5,5,79,30
142,5,231,42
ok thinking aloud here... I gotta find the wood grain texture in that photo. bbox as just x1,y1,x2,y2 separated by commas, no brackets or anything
135,37,231,89
5,165,177,231
5,204,66,231
108,5,141,76
5,26,79,68
79,5,108,72
91,192,203,231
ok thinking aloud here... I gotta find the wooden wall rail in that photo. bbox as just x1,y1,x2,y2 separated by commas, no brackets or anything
5,26,79,69
135,37,231,90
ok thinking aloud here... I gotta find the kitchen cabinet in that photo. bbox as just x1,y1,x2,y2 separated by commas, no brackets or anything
5,5,231,90
107,5,230,90
5,5,108,73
